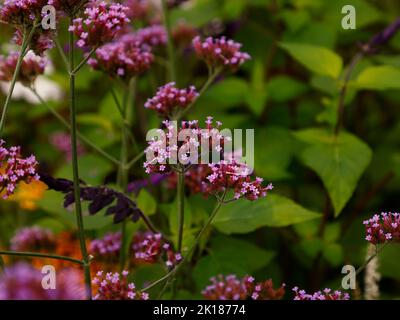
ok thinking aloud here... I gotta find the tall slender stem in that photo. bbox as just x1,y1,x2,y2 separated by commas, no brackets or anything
162,0,176,82
119,77,136,270
0,251,83,266
0,26,37,135
68,18,92,300
177,168,185,252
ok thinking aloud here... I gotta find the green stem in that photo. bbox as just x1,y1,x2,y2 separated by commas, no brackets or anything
69,18,92,300
0,251,84,266
54,37,70,71
29,88,120,166
71,47,98,75
0,26,37,135
142,192,227,292
162,0,176,82
177,168,185,252
119,77,137,271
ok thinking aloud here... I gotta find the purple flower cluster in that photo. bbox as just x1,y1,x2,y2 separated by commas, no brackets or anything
90,232,121,262
144,82,198,116
92,270,149,300
0,140,39,199
132,232,182,268
0,51,47,86
203,160,273,201
364,212,400,244
0,263,85,300
88,35,154,80
0,0,49,26
132,25,167,48
69,1,130,48
123,0,149,20
202,275,285,300
10,227,55,252
292,287,350,300
193,36,251,71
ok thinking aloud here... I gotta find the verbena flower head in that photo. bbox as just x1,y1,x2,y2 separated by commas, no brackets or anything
50,131,86,161
292,287,350,300
88,35,154,80
10,226,55,252
250,279,286,300
364,212,400,244
0,140,39,199
131,232,182,268
123,0,149,20
49,0,89,16
0,51,47,86
0,0,49,26
0,263,85,300
133,25,167,48
144,117,225,174
202,275,254,300
203,160,273,201
193,36,251,71
69,1,130,48
90,232,121,263
144,82,198,116
92,270,149,300
173,22,199,48
13,29,54,56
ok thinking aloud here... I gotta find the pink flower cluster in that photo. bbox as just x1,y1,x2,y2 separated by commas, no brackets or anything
131,232,182,268
0,263,85,300
10,227,55,252
69,1,130,48
144,117,225,174
89,35,154,80
92,270,149,300
292,287,350,300
90,232,121,262
364,212,400,244
203,160,273,201
144,82,198,116
202,275,285,300
0,51,47,85
0,140,39,199
132,25,167,48
193,36,251,71
0,0,49,26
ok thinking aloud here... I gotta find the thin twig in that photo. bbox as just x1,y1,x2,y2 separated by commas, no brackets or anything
0,251,84,265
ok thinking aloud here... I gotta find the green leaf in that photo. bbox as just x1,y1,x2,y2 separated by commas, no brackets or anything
267,76,308,103
77,113,114,132
322,243,343,266
193,235,275,289
280,42,343,78
294,129,372,216
379,243,400,281
354,65,400,91
213,194,321,234
136,189,157,216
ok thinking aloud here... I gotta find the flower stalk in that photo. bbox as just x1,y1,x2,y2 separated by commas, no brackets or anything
162,0,176,83
0,250,84,266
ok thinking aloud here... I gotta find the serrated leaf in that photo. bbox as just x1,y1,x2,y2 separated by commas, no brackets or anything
294,129,372,217
280,42,343,78
213,194,321,234
354,65,400,91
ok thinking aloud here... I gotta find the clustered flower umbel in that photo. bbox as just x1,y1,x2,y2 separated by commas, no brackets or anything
0,263,85,300
132,232,182,268
92,270,149,300
202,275,285,300
292,287,350,300
203,160,273,201
90,232,121,263
144,82,198,116
0,51,47,86
0,140,39,199
144,117,226,174
89,35,154,80
132,25,167,48
10,227,55,252
69,1,130,48
193,36,251,71
364,212,400,244
0,0,49,26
